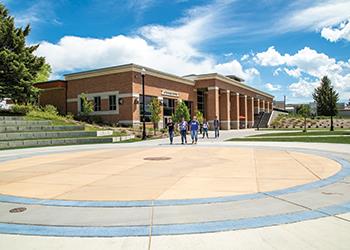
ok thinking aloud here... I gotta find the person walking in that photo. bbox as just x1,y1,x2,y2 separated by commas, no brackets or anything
179,117,188,144
166,118,175,144
189,116,200,144
202,119,209,139
214,116,220,138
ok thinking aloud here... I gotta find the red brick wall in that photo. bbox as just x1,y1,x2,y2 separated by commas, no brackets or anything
38,88,67,115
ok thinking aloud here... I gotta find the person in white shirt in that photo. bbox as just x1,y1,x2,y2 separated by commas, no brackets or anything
202,119,209,138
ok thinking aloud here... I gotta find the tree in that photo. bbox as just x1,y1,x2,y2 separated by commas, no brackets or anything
313,76,339,131
34,63,52,83
172,100,190,123
149,97,161,135
196,110,203,124
80,93,93,118
297,104,311,133
0,3,46,104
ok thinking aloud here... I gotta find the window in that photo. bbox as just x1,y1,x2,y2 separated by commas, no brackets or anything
139,95,155,122
197,90,205,115
94,96,101,111
109,95,117,110
163,98,175,117
80,98,84,112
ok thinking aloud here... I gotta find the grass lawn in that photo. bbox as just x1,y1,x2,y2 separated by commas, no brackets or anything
228,137,350,144
228,130,350,144
250,130,350,137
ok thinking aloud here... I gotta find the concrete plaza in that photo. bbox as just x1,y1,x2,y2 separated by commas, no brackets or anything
0,130,349,249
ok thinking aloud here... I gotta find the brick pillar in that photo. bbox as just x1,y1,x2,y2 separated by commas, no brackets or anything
230,93,240,129
157,96,164,129
192,89,198,117
266,101,270,113
207,87,219,129
270,102,273,112
254,99,260,114
262,100,265,112
239,95,247,129
247,97,254,128
219,90,230,130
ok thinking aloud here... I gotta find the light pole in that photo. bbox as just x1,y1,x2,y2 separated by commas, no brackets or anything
141,68,147,140
330,86,334,132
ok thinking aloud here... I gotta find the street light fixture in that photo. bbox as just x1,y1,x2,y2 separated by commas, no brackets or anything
330,86,334,132
141,68,147,140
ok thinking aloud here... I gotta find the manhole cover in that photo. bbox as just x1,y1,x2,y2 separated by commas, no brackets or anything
144,157,171,161
9,207,27,213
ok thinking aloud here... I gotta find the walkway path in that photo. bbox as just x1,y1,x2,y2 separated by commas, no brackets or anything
0,132,349,250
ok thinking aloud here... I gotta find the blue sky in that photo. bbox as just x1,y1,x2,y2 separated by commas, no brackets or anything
3,0,350,103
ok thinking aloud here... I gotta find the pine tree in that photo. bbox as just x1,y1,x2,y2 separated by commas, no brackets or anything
172,100,190,123
312,76,339,131
0,3,46,104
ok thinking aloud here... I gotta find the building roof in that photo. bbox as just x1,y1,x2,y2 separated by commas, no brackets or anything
61,63,273,99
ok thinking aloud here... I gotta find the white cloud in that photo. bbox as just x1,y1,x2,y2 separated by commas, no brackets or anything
36,0,258,83
214,60,259,80
321,20,350,42
240,54,249,61
288,79,319,98
281,0,350,31
265,83,281,91
254,46,350,99
284,67,301,78
273,67,282,76
278,1,350,43
253,46,285,66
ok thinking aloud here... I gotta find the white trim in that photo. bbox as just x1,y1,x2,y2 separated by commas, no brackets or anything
67,98,78,103
195,74,274,99
119,93,139,98
208,86,219,90
65,63,195,86
90,110,119,116
77,91,119,115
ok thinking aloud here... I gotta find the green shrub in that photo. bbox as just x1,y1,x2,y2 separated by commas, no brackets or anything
11,104,38,114
42,105,59,116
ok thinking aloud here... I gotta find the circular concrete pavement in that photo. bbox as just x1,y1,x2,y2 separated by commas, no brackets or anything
0,147,341,201
0,141,349,240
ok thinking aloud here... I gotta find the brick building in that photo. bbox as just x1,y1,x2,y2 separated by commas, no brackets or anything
36,63,273,129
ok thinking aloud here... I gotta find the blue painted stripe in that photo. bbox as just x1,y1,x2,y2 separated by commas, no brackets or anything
0,202,349,237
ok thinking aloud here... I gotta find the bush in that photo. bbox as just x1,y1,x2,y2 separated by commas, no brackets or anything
42,105,59,116
11,104,38,114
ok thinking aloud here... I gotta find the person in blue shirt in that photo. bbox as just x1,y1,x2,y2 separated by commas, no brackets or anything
178,117,188,144
189,116,200,144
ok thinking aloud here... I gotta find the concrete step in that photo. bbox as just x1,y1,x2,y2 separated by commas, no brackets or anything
0,130,113,141
0,120,51,126
0,135,135,149
0,125,85,133
0,116,25,121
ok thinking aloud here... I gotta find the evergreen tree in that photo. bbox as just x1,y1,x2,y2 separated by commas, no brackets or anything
172,100,190,123
0,3,46,104
312,76,339,131
149,97,161,135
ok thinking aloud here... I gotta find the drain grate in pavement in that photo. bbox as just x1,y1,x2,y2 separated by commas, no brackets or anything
9,207,27,213
144,157,171,161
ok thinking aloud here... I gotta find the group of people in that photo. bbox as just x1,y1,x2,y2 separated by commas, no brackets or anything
166,116,220,145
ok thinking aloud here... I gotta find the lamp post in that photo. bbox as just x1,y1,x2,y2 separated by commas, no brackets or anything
141,68,147,140
330,86,334,132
